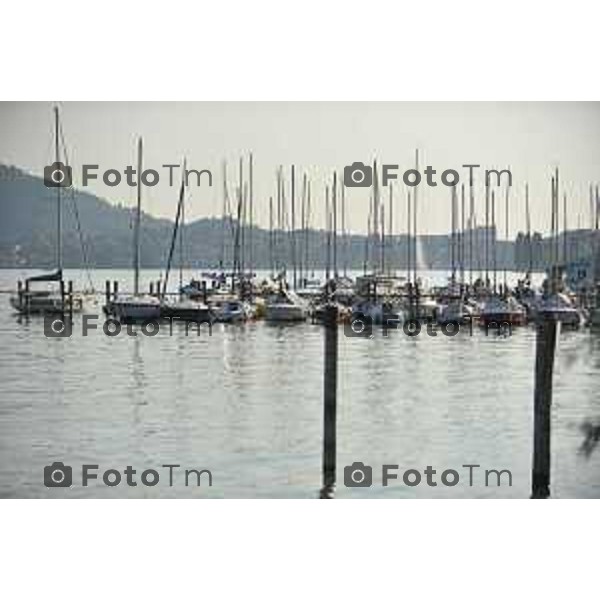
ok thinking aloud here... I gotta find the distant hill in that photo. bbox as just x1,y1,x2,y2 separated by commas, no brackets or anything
0,164,519,271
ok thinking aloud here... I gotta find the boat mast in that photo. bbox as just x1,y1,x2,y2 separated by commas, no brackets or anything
300,173,306,284
291,165,297,289
563,191,568,267
238,158,244,284
413,150,419,286
163,160,186,299
373,161,381,273
554,168,560,269
249,153,254,279
306,181,312,277
179,160,186,293
233,170,243,296
325,184,331,281
388,182,393,275
592,184,596,231
451,184,456,283
54,106,62,275
332,171,338,278
525,184,532,277
460,183,465,289
380,186,385,274
364,185,371,275
469,176,474,287
280,168,287,279
269,195,274,277
485,180,490,289
133,137,142,296
550,175,555,274
276,167,282,273
220,161,227,271
342,181,347,277
596,185,599,231
406,189,411,282
504,182,509,292
492,189,497,293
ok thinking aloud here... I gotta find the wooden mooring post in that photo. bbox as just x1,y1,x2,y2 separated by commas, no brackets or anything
320,303,338,499
67,280,74,318
531,312,558,499
25,279,30,312
59,279,65,314
17,280,23,312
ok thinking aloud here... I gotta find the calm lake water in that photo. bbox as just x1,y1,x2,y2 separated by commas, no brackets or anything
1,268,599,498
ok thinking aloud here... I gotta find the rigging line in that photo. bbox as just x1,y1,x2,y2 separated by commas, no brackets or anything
58,123,95,292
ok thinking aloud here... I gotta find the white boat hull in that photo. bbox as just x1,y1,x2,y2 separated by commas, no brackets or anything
265,304,307,322
106,297,161,321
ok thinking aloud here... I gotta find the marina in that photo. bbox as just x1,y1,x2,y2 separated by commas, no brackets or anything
2,102,600,498
1,266,600,498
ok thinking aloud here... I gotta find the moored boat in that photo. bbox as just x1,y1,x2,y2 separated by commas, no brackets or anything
478,295,526,327
214,299,254,323
537,292,582,328
10,271,83,315
160,298,214,323
437,298,472,326
351,298,404,326
105,295,161,322
265,290,307,322
12,108,84,316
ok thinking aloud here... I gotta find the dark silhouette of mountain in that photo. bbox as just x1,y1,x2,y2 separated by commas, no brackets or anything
0,164,520,271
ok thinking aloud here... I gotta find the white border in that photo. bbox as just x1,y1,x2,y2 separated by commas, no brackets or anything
2,1,599,595
2,501,597,599
2,1,600,100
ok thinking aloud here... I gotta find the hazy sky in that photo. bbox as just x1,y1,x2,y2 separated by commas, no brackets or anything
1,101,599,237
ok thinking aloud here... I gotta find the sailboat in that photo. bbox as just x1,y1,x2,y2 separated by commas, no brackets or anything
590,288,600,328
10,106,83,315
437,185,471,325
159,160,214,323
478,184,526,327
589,194,600,328
350,161,404,325
478,294,526,327
265,283,308,322
265,291,307,322
214,299,255,323
103,138,161,322
534,169,582,328
537,290,582,327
